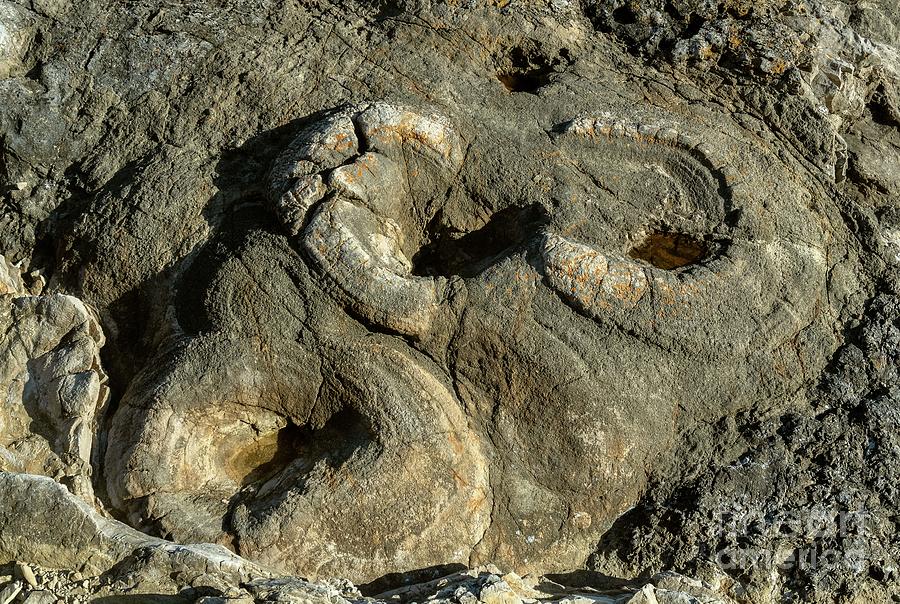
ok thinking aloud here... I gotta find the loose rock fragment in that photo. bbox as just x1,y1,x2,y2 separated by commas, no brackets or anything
0,582,21,604
15,563,37,589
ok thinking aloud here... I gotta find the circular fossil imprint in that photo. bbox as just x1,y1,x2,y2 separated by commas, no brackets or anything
540,115,828,348
268,102,464,338
106,101,837,582
104,102,493,579
105,331,490,581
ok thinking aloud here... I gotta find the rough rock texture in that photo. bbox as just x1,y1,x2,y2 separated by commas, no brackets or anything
1,0,899,600
0,473,267,594
0,472,737,602
0,256,107,501
589,294,900,602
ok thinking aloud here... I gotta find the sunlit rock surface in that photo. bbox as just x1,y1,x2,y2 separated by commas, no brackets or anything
0,0,899,600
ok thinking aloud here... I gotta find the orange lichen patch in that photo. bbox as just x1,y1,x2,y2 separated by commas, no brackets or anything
632,132,658,145
572,123,609,139
611,281,638,300
603,264,648,306
466,488,489,513
334,161,368,184
366,113,454,161
512,269,534,283
326,130,357,154
767,57,789,75
557,254,607,284
545,235,654,310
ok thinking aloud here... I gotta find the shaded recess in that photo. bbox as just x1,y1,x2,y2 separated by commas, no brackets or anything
497,46,571,93
628,231,709,269
175,199,276,335
230,407,374,489
412,204,549,277
868,85,900,127
540,570,637,592
611,4,638,25
358,563,469,598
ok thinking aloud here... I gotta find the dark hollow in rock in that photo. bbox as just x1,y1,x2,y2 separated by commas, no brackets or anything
612,4,638,25
496,46,569,93
229,422,307,487
358,563,469,597
229,408,373,489
497,70,552,93
176,199,276,336
412,204,549,277
628,231,709,269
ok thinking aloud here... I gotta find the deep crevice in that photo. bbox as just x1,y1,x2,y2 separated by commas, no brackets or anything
867,86,899,128
412,203,549,277
358,564,469,598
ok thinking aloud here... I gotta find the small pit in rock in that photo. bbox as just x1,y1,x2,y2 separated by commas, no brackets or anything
628,231,708,269
497,70,552,93
229,408,373,488
229,423,306,487
612,4,637,24
496,46,570,93
412,204,549,277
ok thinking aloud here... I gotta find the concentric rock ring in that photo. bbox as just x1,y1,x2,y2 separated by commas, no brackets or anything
269,102,463,338
541,115,829,349
105,232,489,581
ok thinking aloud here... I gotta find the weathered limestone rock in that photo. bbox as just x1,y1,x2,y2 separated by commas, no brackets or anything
98,90,852,579
105,316,490,580
1,0,899,600
0,472,266,583
541,114,829,348
270,103,462,338
0,258,108,501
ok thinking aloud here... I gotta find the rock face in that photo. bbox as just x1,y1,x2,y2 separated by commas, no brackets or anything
0,0,899,600
0,257,107,501
100,92,847,579
0,474,737,603
0,472,265,585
